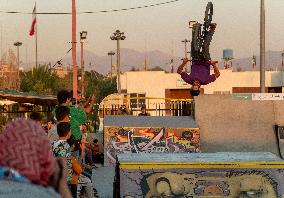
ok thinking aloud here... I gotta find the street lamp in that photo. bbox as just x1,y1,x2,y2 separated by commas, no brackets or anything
107,51,115,83
181,39,190,72
14,41,22,89
110,30,126,94
80,30,87,98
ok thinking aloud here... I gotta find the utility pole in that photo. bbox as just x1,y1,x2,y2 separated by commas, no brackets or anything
110,30,126,94
72,0,78,99
260,0,266,93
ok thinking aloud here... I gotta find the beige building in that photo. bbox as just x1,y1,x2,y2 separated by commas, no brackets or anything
52,65,70,78
0,64,19,90
120,69,284,99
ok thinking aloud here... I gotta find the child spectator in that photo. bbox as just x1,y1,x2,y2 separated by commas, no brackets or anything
48,106,70,143
68,136,96,198
91,139,104,165
52,122,73,192
67,136,82,198
29,112,42,124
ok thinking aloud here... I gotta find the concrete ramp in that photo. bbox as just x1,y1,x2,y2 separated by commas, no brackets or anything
115,152,284,198
195,94,284,155
103,115,200,165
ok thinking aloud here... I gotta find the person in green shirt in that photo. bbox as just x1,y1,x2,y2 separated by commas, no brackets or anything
53,90,87,140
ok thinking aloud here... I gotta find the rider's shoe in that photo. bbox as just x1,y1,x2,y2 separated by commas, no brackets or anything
209,23,217,32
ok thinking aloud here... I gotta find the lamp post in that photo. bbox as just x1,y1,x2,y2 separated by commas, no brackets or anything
107,51,115,83
14,41,22,89
282,52,284,68
181,39,190,72
260,0,265,93
110,30,126,94
80,31,87,98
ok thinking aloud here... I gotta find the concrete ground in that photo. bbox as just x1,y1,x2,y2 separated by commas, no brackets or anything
92,166,115,198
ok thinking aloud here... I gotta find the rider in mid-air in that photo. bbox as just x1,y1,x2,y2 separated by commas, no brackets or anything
177,22,220,96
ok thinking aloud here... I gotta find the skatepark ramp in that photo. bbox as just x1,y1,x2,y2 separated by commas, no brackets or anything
194,94,284,156
104,115,200,166
114,152,284,197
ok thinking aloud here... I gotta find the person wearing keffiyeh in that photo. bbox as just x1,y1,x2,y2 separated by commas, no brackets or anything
0,118,72,198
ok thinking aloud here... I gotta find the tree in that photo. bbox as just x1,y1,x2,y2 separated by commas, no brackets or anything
148,66,164,71
130,66,139,71
20,65,59,95
84,70,116,102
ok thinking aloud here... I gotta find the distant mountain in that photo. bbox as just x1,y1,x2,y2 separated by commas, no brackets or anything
23,49,284,74
222,50,284,71
62,48,182,74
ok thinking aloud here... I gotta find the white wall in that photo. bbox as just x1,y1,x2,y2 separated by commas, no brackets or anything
204,69,284,94
121,71,190,99
120,69,284,96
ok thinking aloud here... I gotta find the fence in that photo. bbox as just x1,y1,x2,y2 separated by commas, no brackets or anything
98,100,194,117
0,97,195,130
0,104,53,130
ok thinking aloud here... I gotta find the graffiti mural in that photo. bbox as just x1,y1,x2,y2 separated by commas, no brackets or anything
104,127,200,164
119,169,284,198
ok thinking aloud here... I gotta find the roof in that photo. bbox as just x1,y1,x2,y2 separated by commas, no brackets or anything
0,90,58,106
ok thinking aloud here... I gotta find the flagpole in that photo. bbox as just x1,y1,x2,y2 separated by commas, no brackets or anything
35,1,38,68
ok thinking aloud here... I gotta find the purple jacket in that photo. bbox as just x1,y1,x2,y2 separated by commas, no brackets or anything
181,60,216,85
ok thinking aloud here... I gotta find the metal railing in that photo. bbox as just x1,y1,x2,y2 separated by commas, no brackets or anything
0,104,53,130
98,97,194,117
0,97,195,130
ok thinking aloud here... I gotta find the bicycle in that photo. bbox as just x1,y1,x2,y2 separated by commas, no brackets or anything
192,2,214,53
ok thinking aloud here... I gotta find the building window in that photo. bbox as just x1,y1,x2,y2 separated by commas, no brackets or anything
130,93,146,108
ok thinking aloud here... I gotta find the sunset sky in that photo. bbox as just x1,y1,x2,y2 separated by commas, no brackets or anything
0,0,284,63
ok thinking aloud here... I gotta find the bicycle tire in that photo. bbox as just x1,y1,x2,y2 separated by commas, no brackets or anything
192,23,202,52
204,2,213,30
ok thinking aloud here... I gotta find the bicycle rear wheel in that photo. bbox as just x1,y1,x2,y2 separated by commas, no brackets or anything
204,2,213,31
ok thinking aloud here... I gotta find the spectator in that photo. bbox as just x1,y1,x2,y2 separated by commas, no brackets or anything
0,118,71,198
67,137,82,198
52,122,73,192
29,112,42,124
48,106,70,143
54,90,87,141
90,139,104,165
70,90,96,114
67,136,96,198
117,104,132,115
138,104,150,116
47,118,55,131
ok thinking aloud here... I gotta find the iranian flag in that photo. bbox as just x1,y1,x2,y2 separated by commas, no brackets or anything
29,4,36,36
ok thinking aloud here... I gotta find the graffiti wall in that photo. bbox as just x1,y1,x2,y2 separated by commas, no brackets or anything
104,127,200,165
115,153,284,198
119,168,284,198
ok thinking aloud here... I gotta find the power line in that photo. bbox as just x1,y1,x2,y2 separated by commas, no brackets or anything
0,0,180,15
53,47,72,68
